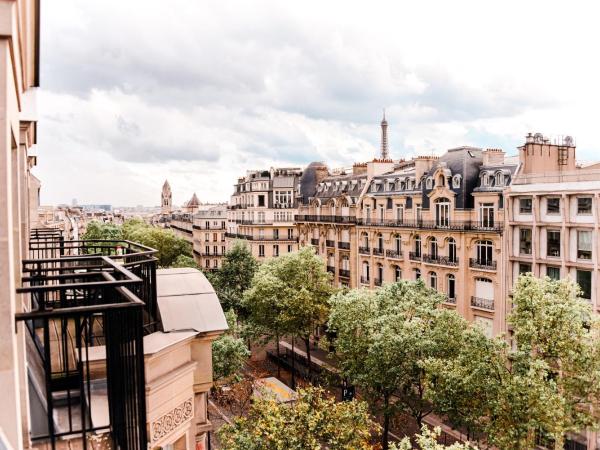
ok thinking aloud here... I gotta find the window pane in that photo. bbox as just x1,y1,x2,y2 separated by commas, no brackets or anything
577,197,592,214
546,266,560,280
577,230,592,259
519,263,532,275
519,229,532,255
576,270,592,299
519,198,532,214
547,230,561,257
547,198,560,214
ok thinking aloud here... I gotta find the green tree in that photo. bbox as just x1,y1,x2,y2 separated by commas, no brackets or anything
126,225,191,267
82,220,123,241
244,246,333,377
171,254,200,269
217,387,378,450
393,426,478,450
212,310,250,382
328,280,468,450
211,241,258,315
425,274,600,450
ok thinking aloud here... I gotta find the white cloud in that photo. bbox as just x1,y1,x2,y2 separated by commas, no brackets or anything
37,0,600,206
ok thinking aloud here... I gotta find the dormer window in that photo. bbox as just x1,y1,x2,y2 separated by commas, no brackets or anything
426,177,433,190
452,175,462,188
495,172,503,186
482,173,489,187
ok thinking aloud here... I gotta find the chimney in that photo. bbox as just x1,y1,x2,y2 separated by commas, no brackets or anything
414,156,439,181
519,132,577,175
482,148,505,166
353,162,367,175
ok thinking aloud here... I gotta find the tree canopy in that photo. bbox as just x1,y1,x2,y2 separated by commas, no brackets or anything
217,387,377,450
328,280,469,449
212,310,250,383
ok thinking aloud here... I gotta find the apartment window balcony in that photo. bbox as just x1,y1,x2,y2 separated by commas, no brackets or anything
360,276,370,285
311,238,320,245
469,258,497,271
339,269,351,278
445,296,457,304
422,254,459,267
374,278,383,287
385,249,403,259
409,251,422,261
326,265,335,274
373,248,384,256
19,230,157,449
359,246,371,255
326,240,335,248
471,296,494,311
356,218,502,232
338,241,351,250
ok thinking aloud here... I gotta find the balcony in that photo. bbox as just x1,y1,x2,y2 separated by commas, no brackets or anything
374,278,382,287
339,269,351,278
311,238,320,245
422,254,459,267
385,249,403,259
338,241,351,250
469,258,497,271
356,219,502,232
18,230,158,449
409,251,422,261
360,276,370,285
326,240,335,248
358,246,371,255
327,265,335,274
295,215,357,224
372,248,384,256
444,296,457,304
471,296,494,311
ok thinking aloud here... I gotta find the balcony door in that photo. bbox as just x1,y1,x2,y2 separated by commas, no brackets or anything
435,198,450,227
479,203,495,228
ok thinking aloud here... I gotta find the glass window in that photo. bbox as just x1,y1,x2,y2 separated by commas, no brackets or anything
546,230,561,257
448,238,457,262
519,198,532,214
476,240,493,265
414,235,421,257
414,268,421,280
429,272,437,290
259,245,265,257
577,197,592,215
273,245,279,257
394,266,402,282
577,230,592,260
576,270,592,300
430,238,438,259
287,245,292,253
547,198,560,214
519,263,532,275
447,274,456,300
546,266,560,280
519,228,532,255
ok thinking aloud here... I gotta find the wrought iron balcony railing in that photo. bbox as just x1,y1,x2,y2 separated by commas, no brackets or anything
372,248,384,256
338,241,351,250
374,278,383,287
356,218,503,232
294,215,357,224
409,251,422,261
325,240,335,248
469,258,497,271
311,238,320,245
385,249,403,259
422,254,459,267
471,296,495,310
360,276,370,285
326,265,335,274
16,230,159,449
358,246,371,255
339,269,351,278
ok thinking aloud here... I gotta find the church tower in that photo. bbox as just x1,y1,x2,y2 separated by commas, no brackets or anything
380,109,389,160
161,180,172,214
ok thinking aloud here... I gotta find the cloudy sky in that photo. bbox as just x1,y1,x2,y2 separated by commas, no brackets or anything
36,1,600,207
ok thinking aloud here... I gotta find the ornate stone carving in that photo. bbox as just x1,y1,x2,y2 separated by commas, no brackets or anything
150,398,194,444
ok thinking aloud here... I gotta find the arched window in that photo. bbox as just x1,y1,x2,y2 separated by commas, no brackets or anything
394,234,402,253
414,235,422,257
482,173,489,187
426,177,433,190
494,172,503,186
430,237,438,259
435,198,451,227
376,263,384,285
394,265,402,282
429,271,437,290
476,240,494,265
452,175,462,188
448,237,457,263
361,232,369,249
447,274,456,301
362,261,370,283
377,233,384,251
414,268,421,280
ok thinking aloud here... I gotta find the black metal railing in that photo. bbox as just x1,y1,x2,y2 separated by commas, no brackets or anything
385,249,403,259
17,231,151,449
422,254,459,267
325,240,335,248
338,242,351,250
295,215,357,224
409,251,422,261
360,276,370,285
374,278,382,287
372,247,384,256
358,246,370,255
469,258,497,271
445,296,457,304
471,296,494,310
356,218,502,232
339,269,351,278
327,265,335,274
311,238,320,245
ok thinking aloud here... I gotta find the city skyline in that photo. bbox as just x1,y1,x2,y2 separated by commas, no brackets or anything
35,0,600,206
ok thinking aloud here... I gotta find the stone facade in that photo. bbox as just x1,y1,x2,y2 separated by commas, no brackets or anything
193,205,228,270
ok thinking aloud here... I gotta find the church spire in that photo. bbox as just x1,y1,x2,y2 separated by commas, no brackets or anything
380,109,389,160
